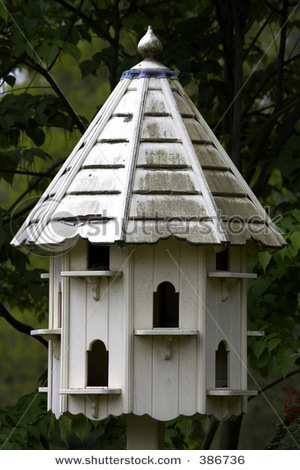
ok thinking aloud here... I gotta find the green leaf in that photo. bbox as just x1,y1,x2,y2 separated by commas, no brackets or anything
251,278,271,296
277,348,297,376
268,337,281,353
4,75,16,87
0,3,8,22
252,339,266,359
26,127,45,146
59,416,73,446
79,59,98,78
73,417,90,443
292,209,300,222
64,43,81,61
258,251,271,272
290,231,300,252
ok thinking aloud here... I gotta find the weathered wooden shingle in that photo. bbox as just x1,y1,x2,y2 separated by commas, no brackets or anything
11,40,286,252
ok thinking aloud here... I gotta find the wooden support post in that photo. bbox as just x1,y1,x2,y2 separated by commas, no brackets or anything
127,414,165,450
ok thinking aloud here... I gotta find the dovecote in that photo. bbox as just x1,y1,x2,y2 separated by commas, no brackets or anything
12,27,285,425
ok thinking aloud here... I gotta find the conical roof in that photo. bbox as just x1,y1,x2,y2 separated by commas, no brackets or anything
11,27,285,252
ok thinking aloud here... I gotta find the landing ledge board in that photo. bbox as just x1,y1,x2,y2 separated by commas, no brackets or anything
61,270,123,277
31,328,61,337
59,388,121,395
207,271,257,279
135,329,199,336
247,330,265,337
207,389,258,397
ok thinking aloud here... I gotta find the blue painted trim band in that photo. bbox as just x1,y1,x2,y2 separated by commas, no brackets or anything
121,69,177,80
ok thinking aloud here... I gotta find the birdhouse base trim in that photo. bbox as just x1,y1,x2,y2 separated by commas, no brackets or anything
59,388,121,395
207,388,258,397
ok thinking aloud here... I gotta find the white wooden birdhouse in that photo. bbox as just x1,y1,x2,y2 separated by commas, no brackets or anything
12,27,285,425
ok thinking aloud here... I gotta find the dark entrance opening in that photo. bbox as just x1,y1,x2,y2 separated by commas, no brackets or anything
215,341,229,387
153,281,179,328
88,244,110,270
87,340,109,387
216,248,229,271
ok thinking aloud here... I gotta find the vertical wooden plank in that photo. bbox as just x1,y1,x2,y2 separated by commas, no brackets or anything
229,286,241,390
68,278,87,389
47,257,55,411
177,241,198,416
179,242,198,329
51,255,63,416
47,337,54,413
60,252,69,414
108,276,124,386
69,238,88,270
122,246,133,414
178,336,198,416
86,277,108,349
153,239,180,292
227,248,241,390
152,336,179,420
197,247,206,413
67,275,87,416
240,248,249,413
132,246,153,415
51,353,61,417
108,273,124,417
204,248,217,391
133,245,153,329
133,336,153,416
49,257,55,329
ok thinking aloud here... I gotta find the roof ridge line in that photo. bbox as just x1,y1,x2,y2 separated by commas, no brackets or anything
117,77,150,242
160,78,228,245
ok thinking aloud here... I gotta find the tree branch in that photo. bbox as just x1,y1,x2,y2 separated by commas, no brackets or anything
243,0,270,36
27,61,87,134
54,0,115,45
245,93,300,148
110,0,121,91
245,96,299,186
0,302,48,348
252,104,300,196
0,53,26,79
243,12,273,60
229,0,244,170
249,368,300,402
1,169,55,177
275,0,288,110
7,157,65,215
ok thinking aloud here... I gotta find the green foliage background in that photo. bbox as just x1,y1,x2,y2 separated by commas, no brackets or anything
0,0,299,450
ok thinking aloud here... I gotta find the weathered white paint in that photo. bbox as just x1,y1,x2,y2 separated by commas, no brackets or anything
11,53,286,251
